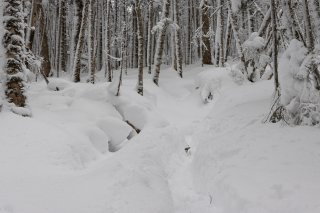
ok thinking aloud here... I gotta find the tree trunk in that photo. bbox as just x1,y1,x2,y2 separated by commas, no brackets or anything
105,0,112,82
313,0,320,40
267,0,284,123
29,0,51,77
136,0,144,95
215,0,225,67
73,0,90,83
89,0,97,84
116,0,128,96
227,0,248,75
202,0,213,65
258,8,271,37
153,0,171,86
59,0,67,72
302,0,314,51
186,0,192,65
174,0,183,77
224,13,232,61
271,0,280,91
3,0,28,111
147,0,154,74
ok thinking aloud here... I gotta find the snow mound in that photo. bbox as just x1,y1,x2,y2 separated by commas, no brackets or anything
122,104,148,130
108,86,168,130
195,69,236,103
192,78,320,213
47,78,72,91
97,117,132,152
83,127,110,154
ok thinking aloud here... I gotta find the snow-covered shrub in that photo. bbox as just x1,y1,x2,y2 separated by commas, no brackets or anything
296,103,320,126
242,32,271,82
195,70,237,104
195,71,222,103
229,66,245,85
279,40,320,126
47,78,71,91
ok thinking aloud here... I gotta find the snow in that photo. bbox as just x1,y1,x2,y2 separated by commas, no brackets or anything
1,65,320,213
192,80,320,213
279,39,308,106
242,32,271,81
231,0,242,12
97,117,132,151
279,40,320,125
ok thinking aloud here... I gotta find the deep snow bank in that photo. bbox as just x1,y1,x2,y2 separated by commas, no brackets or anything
191,70,320,213
1,66,320,213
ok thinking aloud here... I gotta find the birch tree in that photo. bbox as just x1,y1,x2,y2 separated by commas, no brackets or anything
215,0,225,67
136,0,144,95
147,0,154,74
73,0,90,83
153,0,171,86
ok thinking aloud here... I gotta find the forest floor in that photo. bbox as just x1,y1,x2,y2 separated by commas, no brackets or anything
0,65,320,213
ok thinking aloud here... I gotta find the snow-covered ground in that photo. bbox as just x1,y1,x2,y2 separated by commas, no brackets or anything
0,66,320,213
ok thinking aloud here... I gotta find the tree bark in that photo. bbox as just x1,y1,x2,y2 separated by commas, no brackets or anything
271,0,280,90
147,0,154,74
136,0,144,95
29,0,51,77
174,0,183,77
202,0,213,65
59,0,67,72
73,0,90,83
313,0,320,40
89,0,97,84
105,0,112,82
153,0,171,86
3,0,28,110
302,0,314,51
227,0,248,75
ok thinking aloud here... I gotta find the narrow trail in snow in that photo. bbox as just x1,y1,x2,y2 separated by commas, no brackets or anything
152,69,217,213
167,134,216,213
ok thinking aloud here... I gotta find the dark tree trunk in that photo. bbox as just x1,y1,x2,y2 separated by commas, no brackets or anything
3,0,28,110
136,0,144,95
202,0,213,65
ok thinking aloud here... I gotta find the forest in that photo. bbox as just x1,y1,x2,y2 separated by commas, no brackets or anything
1,0,320,212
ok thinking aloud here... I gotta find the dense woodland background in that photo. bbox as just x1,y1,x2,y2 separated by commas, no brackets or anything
2,0,320,125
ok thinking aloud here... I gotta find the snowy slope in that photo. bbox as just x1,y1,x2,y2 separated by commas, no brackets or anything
0,66,320,213
192,77,320,213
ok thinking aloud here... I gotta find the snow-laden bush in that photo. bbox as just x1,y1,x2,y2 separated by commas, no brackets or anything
279,39,320,126
229,66,246,85
195,71,222,103
195,69,237,103
47,78,72,91
242,32,271,82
